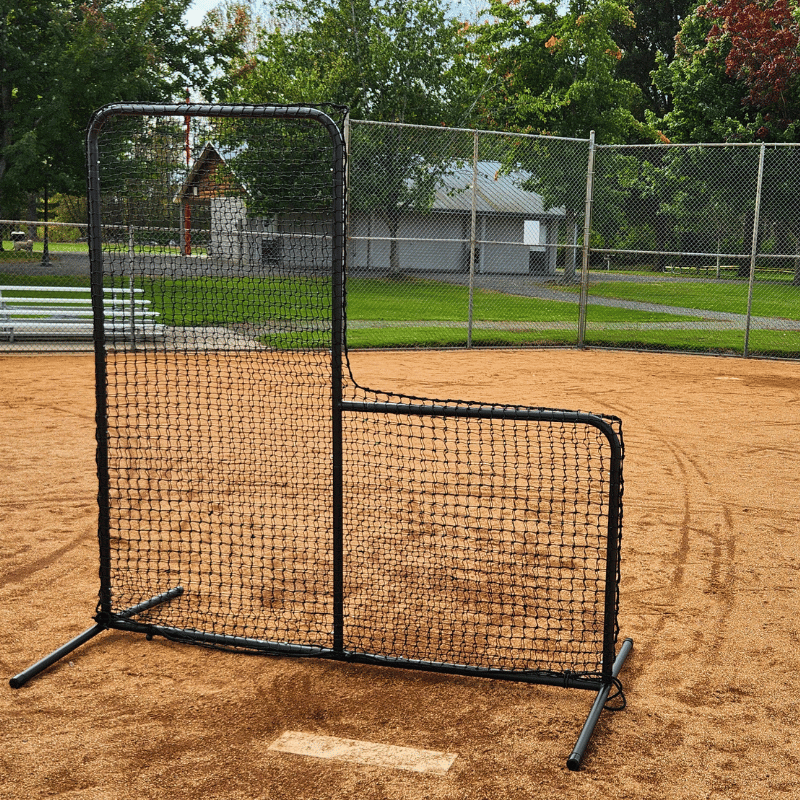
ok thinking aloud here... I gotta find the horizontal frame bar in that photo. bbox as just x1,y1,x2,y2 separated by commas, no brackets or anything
109,618,606,691
341,400,620,440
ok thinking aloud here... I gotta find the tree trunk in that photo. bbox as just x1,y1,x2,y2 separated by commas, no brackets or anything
653,213,672,272
1,80,13,235
739,210,754,278
386,210,402,278
27,193,38,240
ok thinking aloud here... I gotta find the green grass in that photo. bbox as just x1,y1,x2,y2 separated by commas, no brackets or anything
0,241,89,254
2,271,797,356
135,275,701,327
0,273,91,287
345,325,800,356
350,278,697,323
138,276,331,326
344,326,581,349
0,250,40,261
583,327,800,357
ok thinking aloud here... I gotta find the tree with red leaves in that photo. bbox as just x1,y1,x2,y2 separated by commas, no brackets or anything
701,0,800,133
697,0,800,139
653,1,800,142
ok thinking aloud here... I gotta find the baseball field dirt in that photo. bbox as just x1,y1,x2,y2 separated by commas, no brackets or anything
1,348,798,799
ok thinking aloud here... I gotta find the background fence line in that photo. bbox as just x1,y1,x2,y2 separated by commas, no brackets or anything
1,119,799,358
346,120,800,359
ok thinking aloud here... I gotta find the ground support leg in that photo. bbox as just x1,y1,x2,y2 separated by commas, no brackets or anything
9,586,183,689
567,637,634,771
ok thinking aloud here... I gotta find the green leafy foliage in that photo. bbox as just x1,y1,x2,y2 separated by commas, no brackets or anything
224,0,469,125
466,0,660,143
653,1,800,143
0,0,247,214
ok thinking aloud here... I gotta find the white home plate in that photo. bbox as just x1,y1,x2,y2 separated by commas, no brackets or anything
268,731,458,775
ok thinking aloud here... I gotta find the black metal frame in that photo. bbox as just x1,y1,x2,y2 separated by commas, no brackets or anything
10,103,631,771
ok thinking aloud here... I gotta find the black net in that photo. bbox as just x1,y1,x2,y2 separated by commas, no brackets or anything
90,105,623,683
340,389,623,677
92,107,341,647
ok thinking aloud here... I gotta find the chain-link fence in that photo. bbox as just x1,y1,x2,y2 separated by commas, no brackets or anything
3,118,799,357
347,120,800,359
346,120,591,349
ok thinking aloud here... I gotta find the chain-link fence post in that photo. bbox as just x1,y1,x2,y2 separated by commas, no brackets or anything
467,131,479,348
744,143,765,358
578,131,596,347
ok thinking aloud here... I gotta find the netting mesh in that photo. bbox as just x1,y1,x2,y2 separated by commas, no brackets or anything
94,108,338,646
90,105,623,681
340,393,622,675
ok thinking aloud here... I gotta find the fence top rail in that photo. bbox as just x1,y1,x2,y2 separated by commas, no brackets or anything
350,118,590,143
597,140,800,150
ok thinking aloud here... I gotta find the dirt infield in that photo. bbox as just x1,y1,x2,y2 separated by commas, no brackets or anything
1,349,798,799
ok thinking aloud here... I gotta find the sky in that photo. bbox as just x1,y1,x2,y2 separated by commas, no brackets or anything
185,0,223,27
184,0,482,27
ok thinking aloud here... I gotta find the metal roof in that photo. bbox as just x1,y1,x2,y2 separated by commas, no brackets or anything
431,161,565,217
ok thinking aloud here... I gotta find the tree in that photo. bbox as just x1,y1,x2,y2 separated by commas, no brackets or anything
612,0,696,118
223,0,473,274
0,0,247,218
463,1,667,282
466,0,660,143
701,0,800,138
649,10,746,143
224,0,469,125
652,1,800,143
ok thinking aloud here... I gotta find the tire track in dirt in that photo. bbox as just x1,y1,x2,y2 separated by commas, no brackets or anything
583,394,737,688
0,531,91,587
668,447,738,706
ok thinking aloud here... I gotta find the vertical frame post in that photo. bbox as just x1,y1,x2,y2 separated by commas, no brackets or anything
330,111,347,654
601,427,623,679
86,110,113,620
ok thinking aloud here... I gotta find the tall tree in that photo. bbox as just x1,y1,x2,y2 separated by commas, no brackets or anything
652,0,800,142
701,0,800,139
466,0,661,143
223,0,473,274
0,0,246,217
612,0,696,118
224,0,469,125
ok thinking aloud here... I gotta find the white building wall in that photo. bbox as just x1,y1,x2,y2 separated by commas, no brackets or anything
278,213,333,271
349,210,561,275
480,216,528,274
211,197,246,261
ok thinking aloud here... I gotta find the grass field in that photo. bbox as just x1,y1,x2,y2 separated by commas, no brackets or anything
1,270,798,356
562,278,800,319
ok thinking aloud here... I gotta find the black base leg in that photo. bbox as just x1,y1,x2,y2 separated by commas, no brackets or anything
567,637,634,771
9,623,107,689
9,586,184,689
